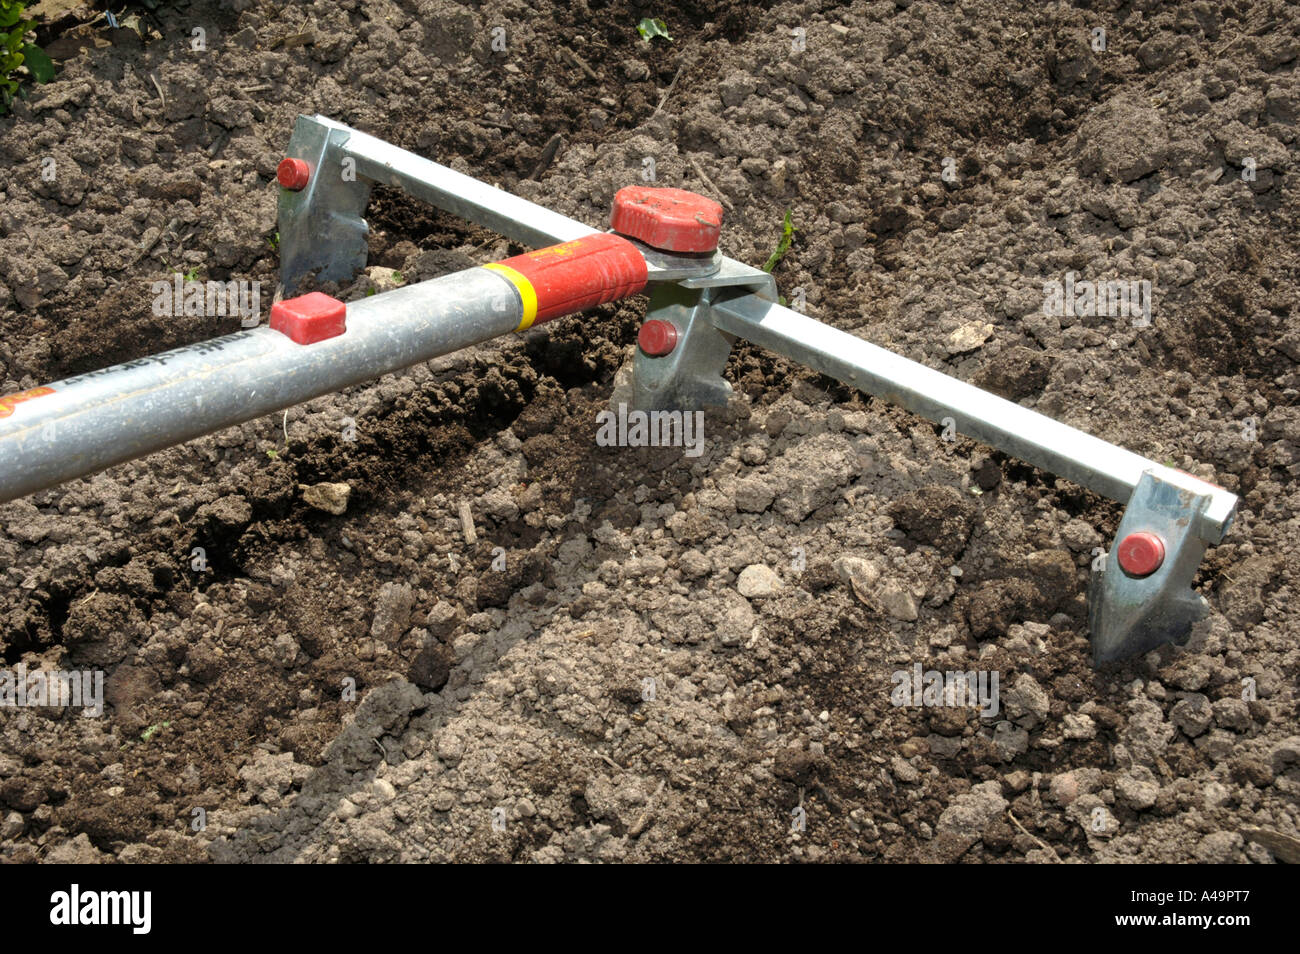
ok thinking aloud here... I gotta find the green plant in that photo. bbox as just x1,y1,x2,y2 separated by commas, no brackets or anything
637,17,671,43
140,721,170,743
0,1,53,113
762,209,797,272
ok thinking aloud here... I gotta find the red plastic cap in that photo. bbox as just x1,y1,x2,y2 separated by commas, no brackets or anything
1116,531,1165,577
610,186,724,253
277,157,311,191
638,319,678,357
270,292,346,345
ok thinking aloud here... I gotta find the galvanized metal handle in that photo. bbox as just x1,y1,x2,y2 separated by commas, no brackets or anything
0,233,652,504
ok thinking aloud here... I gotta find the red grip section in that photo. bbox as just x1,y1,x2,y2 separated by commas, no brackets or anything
496,233,647,325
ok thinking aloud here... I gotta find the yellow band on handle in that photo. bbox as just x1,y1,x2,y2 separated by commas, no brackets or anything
482,263,538,331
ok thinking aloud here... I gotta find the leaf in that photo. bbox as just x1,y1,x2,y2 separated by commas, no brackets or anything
21,42,52,82
118,12,144,37
762,209,797,272
636,17,671,43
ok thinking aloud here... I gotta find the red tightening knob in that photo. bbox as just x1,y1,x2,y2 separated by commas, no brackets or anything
277,158,311,191
1116,531,1165,577
638,319,678,357
611,186,724,253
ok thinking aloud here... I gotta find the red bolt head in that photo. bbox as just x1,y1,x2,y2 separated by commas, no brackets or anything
611,186,724,253
277,157,311,191
638,319,678,357
1116,531,1165,577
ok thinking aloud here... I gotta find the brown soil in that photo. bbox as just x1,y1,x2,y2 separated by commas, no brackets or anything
0,0,1297,863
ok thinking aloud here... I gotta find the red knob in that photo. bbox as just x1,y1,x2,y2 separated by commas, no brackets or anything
1116,531,1165,577
277,157,311,191
638,319,678,357
611,186,723,253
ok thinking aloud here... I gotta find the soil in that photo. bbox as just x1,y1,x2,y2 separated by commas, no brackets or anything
0,0,1297,863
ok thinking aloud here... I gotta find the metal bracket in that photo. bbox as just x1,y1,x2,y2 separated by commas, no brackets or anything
279,117,372,293
633,259,774,411
1089,468,1231,664
278,115,597,295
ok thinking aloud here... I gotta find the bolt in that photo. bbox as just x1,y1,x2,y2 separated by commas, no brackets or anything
637,319,678,357
277,158,311,191
1116,531,1165,577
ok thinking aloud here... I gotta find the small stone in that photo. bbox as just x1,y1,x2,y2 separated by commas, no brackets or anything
1170,693,1213,737
737,564,782,598
1063,713,1096,740
879,581,918,621
1,811,23,840
372,778,396,801
835,556,880,604
891,757,920,783
1050,771,1080,806
1005,674,1050,729
426,601,461,639
733,477,775,513
937,781,1007,839
370,583,415,644
366,266,403,292
945,321,994,355
436,733,464,764
300,481,351,515
1269,736,1300,774
44,833,105,864
1212,697,1251,732
679,549,712,579
994,721,1029,760
272,633,300,668
432,790,455,812
770,158,787,193
1115,767,1160,810
1202,781,1233,809
1003,770,1031,794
